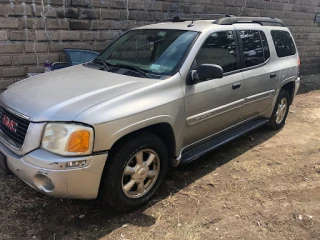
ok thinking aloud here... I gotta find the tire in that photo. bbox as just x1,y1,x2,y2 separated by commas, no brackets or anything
100,132,168,211
266,89,290,130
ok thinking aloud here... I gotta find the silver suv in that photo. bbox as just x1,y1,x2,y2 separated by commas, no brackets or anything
0,17,300,211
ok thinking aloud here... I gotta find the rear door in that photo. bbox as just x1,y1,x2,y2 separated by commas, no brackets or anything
234,25,279,122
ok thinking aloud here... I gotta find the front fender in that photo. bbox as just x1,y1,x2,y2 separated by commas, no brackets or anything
97,115,174,151
92,97,186,154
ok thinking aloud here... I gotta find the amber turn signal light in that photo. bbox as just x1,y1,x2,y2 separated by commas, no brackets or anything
67,130,90,153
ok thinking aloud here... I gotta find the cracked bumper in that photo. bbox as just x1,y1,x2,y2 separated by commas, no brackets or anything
0,141,107,199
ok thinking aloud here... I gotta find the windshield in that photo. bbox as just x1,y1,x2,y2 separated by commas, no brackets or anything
95,29,199,78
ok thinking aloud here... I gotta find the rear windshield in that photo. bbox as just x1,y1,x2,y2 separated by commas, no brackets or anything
271,30,296,58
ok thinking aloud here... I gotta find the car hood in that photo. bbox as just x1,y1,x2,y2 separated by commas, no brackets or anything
0,65,156,122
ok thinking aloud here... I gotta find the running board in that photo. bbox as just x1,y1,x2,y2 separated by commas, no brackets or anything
181,119,269,164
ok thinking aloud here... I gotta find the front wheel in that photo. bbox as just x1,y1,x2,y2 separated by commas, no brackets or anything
267,89,290,130
100,132,168,211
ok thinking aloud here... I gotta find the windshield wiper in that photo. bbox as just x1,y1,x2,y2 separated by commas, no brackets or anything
111,63,149,78
92,59,110,71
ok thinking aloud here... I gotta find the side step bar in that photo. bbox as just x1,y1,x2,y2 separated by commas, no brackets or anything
181,119,269,164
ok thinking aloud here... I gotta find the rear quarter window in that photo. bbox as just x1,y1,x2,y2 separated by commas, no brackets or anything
271,30,296,58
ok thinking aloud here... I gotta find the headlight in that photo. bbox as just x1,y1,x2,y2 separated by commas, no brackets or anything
41,123,94,156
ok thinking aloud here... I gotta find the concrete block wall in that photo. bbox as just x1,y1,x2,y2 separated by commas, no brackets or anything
0,0,319,90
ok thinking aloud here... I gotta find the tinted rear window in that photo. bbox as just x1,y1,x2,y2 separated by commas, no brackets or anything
271,30,296,58
239,30,266,68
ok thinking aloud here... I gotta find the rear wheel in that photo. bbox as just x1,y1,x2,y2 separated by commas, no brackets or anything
100,132,168,211
267,89,290,130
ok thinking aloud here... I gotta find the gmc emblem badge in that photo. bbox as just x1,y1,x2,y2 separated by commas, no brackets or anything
2,115,18,132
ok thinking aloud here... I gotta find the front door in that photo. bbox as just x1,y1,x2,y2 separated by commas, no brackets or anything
184,30,245,146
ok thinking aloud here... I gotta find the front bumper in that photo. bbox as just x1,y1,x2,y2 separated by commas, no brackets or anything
0,141,107,199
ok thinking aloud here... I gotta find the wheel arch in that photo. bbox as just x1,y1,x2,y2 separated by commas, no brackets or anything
105,119,177,167
262,79,296,119
280,80,295,105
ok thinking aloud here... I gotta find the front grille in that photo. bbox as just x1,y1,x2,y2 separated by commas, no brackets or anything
0,106,30,148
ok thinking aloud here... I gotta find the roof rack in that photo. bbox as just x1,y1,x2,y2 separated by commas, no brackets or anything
214,17,285,27
160,15,232,23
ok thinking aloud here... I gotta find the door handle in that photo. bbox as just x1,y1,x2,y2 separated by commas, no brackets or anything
270,73,277,78
232,83,241,90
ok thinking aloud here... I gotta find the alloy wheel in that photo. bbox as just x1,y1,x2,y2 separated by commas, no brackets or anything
121,149,160,199
275,98,288,124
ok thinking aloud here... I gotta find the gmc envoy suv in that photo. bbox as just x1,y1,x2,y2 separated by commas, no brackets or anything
0,17,300,211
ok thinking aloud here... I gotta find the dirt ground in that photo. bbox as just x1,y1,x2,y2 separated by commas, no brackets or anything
1,75,320,240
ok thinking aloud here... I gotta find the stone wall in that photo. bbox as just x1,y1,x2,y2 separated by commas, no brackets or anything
0,0,319,90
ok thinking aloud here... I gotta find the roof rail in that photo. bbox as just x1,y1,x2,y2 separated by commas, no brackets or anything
160,14,232,23
214,17,285,27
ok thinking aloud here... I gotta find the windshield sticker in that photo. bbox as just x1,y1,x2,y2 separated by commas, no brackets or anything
149,64,161,71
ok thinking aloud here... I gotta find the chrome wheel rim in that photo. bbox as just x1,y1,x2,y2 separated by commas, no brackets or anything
275,97,288,124
121,149,160,199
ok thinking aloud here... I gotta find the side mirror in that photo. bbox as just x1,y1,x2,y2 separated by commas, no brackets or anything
187,64,223,85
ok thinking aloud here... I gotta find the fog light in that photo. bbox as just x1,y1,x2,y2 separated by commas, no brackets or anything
66,160,87,168
34,174,54,192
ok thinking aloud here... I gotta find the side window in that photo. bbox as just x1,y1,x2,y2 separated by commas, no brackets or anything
239,30,265,68
195,31,238,73
271,30,296,58
260,31,270,60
